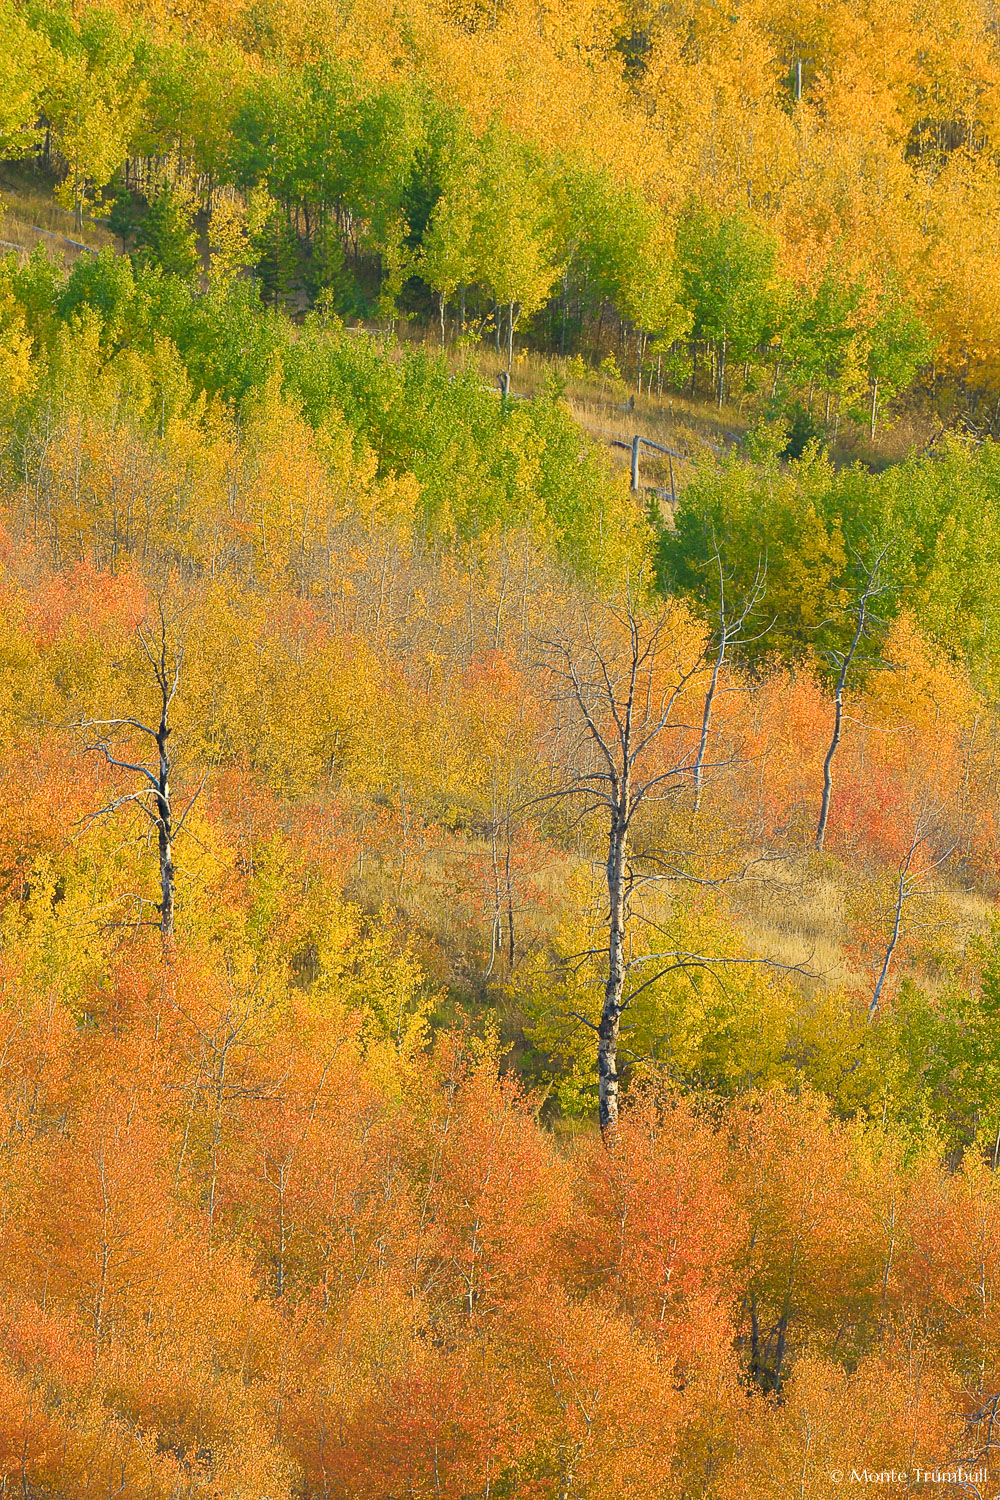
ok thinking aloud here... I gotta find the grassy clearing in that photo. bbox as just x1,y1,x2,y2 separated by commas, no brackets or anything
0,173,117,263
396,327,942,494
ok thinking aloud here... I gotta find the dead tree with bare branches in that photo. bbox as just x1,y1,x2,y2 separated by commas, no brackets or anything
693,548,768,812
79,608,197,946
542,573,815,1142
869,807,955,1015
543,575,717,1139
816,546,889,852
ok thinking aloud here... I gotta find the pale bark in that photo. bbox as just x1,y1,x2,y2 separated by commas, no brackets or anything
816,554,886,852
142,612,181,943
547,580,704,1142
155,703,175,941
869,865,905,1015
815,669,846,853
80,608,188,948
598,803,628,1137
694,552,765,811
869,812,952,1015
547,577,805,1143
693,644,723,813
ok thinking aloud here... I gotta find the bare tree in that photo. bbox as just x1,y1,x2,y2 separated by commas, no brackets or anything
80,607,196,946
815,546,889,853
693,548,767,812
544,576,712,1139
869,807,954,1016
542,576,816,1141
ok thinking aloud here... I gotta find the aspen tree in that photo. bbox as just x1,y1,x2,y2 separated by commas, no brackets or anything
815,547,888,853
544,574,705,1139
80,606,196,946
693,547,767,811
868,807,954,1015
470,124,560,372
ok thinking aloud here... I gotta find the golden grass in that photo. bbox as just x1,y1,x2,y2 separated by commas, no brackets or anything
0,178,117,262
397,324,947,479
732,853,996,1002
392,331,748,498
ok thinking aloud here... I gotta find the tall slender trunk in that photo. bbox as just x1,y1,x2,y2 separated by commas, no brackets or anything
504,827,515,969
816,671,846,854
771,1303,791,1392
156,715,174,941
694,640,724,811
552,596,686,1146
870,822,929,1015
439,289,446,349
717,335,727,408
598,803,628,1141
86,616,182,949
816,580,878,851
870,867,905,1015
870,378,879,440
